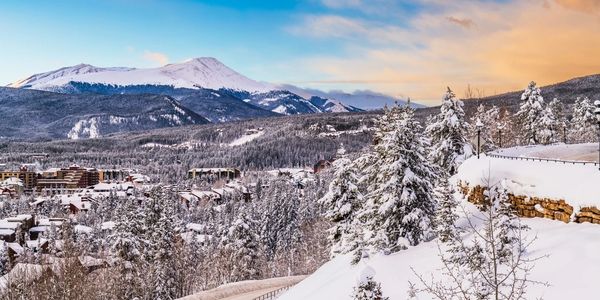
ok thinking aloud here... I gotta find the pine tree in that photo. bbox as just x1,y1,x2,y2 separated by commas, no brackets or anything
0,242,9,276
434,178,458,243
361,105,438,253
548,98,567,143
353,276,389,300
426,87,473,175
320,145,364,257
570,97,597,143
515,81,549,145
220,211,261,282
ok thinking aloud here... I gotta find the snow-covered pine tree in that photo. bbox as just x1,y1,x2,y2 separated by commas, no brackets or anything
320,144,364,257
107,198,147,299
570,97,597,143
353,276,389,300
426,87,473,175
148,192,178,300
537,105,557,145
220,211,262,282
548,98,567,143
434,177,458,243
361,105,438,254
515,81,549,145
0,242,9,276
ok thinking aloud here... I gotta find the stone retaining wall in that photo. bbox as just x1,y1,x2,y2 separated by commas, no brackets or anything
459,181,600,225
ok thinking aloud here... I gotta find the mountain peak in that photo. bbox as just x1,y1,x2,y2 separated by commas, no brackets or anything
7,57,272,92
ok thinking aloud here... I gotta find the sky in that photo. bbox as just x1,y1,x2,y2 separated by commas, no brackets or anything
1,0,600,105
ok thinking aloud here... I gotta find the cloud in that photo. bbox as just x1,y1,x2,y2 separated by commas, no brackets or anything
555,0,600,14
447,16,474,28
288,0,600,104
142,51,169,66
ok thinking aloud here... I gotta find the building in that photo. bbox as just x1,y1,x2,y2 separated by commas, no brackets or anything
313,160,333,174
98,169,129,182
188,168,241,181
0,166,39,191
37,166,100,195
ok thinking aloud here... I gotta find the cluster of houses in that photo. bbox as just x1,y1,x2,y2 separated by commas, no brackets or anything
0,165,148,199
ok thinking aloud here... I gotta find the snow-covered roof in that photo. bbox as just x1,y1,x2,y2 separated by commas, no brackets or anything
0,229,15,236
101,221,115,230
0,221,20,230
6,214,33,222
185,223,205,233
74,225,93,234
1,177,23,187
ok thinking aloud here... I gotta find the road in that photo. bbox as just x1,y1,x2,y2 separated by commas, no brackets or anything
178,275,306,300
217,286,286,300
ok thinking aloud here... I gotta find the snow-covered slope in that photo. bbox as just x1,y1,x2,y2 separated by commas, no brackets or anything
308,96,363,113
8,58,274,93
281,149,600,300
279,214,600,300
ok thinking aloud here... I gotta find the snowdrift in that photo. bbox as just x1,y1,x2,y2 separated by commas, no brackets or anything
279,208,600,300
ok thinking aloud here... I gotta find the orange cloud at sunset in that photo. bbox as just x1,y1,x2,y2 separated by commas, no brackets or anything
292,0,600,105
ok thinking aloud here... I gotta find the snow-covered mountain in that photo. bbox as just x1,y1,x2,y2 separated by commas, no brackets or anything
308,96,363,113
7,58,364,116
9,57,274,93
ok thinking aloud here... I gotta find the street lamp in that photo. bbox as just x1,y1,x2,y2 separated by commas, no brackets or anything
476,118,484,159
594,100,600,171
497,123,504,148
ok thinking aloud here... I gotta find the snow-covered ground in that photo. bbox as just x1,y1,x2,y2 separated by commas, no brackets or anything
491,143,598,162
279,205,600,300
457,152,600,207
229,131,264,147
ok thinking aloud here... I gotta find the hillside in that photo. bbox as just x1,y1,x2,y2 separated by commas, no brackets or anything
0,87,209,140
280,148,600,300
461,74,600,113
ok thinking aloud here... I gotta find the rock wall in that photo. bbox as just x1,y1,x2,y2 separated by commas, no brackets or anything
459,181,600,225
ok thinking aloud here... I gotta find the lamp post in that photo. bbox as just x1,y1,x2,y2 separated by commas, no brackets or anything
594,100,600,171
563,123,567,144
497,123,504,148
476,118,484,159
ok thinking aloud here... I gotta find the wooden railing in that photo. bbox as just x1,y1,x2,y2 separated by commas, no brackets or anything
487,153,599,167
252,285,293,300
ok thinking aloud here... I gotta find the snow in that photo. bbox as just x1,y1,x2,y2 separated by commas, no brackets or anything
67,118,100,139
279,204,600,300
229,130,264,146
179,275,307,300
492,143,599,162
456,152,600,207
10,58,274,93
1,177,23,187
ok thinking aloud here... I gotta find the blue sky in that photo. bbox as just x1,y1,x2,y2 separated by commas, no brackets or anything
1,0,599,104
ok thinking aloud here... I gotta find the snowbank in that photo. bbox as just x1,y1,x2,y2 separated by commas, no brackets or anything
455,154,600,207
178,275,307,300
279,206,600,300
492,143,598,162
